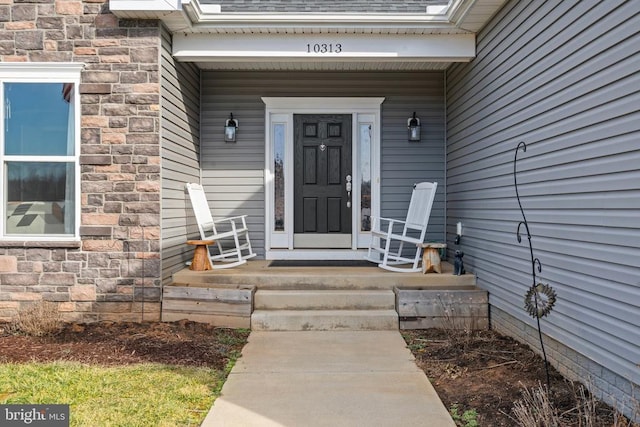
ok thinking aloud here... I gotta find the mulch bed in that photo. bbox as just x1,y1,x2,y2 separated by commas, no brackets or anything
0,320,249,371
403,329,634,426
1,321,637,426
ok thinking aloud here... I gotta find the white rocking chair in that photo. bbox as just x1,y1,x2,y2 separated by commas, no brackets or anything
186,183,256,269
365,182,437,272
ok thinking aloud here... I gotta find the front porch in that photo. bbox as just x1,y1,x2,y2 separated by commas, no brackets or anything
163,261,487,331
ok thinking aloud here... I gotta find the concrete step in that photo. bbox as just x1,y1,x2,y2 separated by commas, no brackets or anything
251,309,399,331
254,289,395,310
172,260,477,290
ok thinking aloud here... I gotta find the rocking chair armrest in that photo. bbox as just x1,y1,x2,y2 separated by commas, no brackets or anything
200,216,249,238
371,216,407,231
371,216,425,238
208,228,249,240
371,216,403,225
385,234,422,244
213,215,249,224
213,216,250,231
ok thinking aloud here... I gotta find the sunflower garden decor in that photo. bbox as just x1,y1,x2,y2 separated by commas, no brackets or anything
514,141,558,388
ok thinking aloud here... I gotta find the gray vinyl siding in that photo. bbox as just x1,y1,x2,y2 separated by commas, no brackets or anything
160,25,201,285
201,71,446,256
446,0,640,415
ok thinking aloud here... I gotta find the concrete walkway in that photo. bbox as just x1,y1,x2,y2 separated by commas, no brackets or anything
202,331,455,427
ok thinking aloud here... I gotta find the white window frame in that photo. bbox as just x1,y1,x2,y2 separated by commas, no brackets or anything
263,97,383,259
0,63,83,242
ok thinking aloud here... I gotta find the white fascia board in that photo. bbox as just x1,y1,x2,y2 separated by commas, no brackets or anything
190,13,452,26
446,0,469,22
109,0,183,12
173,33,475,62
181,0,220,23
180,0,451,29
426,5,449,15
109,0,196,31
446,0,509,31
262,97,385,111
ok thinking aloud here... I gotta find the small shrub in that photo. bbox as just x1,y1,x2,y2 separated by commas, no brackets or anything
511,382,640,427
13,301,62,337
450,403,479,427
437,296,480,349
611,386,640,427
572,381,598,427
512,383,561,427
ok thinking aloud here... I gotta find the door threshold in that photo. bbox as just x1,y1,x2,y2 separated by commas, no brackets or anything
266,249,369,261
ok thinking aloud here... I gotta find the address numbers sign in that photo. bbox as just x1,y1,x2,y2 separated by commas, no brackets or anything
306,43,343,54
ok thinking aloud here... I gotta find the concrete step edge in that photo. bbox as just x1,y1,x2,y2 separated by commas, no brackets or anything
254,289,396,310
255,289,395,295
251,309,399,331
252,309,399,315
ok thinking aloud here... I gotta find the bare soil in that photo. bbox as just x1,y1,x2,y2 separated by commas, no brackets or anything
0,322,636,426
403,329,634,426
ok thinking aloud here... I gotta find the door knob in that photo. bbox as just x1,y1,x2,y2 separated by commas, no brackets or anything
346,175,352,208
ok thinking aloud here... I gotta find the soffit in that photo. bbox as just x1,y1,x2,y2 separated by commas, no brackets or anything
193,60,453,71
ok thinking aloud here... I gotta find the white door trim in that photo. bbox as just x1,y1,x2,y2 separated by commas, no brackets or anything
263,97,383,259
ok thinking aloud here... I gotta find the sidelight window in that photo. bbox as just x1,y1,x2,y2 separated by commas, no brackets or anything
273,123,286,231
359,124,372,232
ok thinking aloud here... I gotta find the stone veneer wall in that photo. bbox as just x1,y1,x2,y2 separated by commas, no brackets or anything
0,0,162,323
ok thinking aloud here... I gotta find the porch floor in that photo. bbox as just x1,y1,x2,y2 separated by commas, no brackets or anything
170,259,475,290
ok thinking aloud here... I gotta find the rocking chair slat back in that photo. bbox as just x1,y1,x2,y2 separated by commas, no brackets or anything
186,183,217,237
406,182,437,236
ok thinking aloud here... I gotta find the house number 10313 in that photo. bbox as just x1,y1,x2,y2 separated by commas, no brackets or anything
307,43,342,53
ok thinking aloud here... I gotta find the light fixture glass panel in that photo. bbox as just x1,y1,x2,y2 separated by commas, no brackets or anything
224,124,236,142
408,124,421,141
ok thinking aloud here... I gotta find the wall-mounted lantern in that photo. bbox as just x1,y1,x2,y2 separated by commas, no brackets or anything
407,112,421,142
224,113,238,143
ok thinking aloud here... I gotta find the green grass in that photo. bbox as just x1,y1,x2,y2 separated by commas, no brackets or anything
0,362,226,426
215,328,250,347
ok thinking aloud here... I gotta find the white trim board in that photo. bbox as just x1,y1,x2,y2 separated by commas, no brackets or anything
173,33,475,63
263,97,383,258
0,63,83,242
266,249,370,261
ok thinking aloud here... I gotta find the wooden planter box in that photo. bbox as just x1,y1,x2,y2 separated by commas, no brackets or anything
395,286,488,330
162,285,255,328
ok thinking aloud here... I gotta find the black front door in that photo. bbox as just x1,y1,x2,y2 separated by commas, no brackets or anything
294,114,352,248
